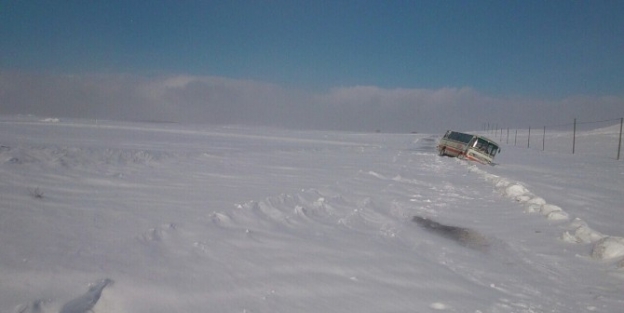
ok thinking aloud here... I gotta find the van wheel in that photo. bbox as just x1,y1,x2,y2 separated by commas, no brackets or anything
438,148,446,156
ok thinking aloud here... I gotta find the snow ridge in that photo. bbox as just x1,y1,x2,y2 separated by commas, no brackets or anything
467,163,624,268
59,279,113,313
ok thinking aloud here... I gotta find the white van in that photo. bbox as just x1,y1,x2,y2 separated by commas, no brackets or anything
437,130,501,164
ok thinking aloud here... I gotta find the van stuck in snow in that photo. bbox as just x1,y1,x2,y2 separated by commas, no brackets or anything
437,130,501,164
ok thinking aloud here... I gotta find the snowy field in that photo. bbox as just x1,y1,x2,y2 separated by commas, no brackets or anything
1,116,623,313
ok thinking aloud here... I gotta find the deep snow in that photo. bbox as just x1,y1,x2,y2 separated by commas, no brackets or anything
1,116,623,313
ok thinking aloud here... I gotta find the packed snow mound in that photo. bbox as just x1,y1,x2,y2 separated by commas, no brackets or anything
468,165,570,222
466,162,624,267
41,118,60,123
540,204,569,221
591,237,624,261
561,218,606,244
504,184,531,201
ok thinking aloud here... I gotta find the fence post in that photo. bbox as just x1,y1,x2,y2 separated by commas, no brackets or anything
506,128,509,144
514,129,517,146
618,117,623,160
543,126,546,151
572,118,576,154
500,128,503,141
528,127,531,148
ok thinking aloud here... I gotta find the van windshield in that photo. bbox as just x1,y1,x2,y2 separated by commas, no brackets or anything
472,138,499,156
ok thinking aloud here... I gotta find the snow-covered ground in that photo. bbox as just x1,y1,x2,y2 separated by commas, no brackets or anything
1,116,623,313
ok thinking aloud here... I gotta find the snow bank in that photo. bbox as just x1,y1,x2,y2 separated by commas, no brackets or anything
468,165,570,222
40,118,60,122
561,218,605,244
467,163,624,268
591,236,624,261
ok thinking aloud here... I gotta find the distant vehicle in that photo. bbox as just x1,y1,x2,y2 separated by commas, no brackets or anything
437,130,501,164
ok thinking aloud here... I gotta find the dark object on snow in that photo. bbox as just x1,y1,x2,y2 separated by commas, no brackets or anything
60,279,113,313
412,216,489,251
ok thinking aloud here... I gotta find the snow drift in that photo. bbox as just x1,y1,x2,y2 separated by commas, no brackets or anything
1,117,623,312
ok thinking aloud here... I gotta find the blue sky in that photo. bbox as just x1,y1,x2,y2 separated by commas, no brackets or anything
1,1,623,131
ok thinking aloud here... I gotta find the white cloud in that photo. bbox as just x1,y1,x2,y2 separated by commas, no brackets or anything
1,71,622,132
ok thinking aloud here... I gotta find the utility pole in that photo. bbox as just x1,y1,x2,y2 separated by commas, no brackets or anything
506,128,509,144
572,118,576,154
542,126,546,151
617,117,623,160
